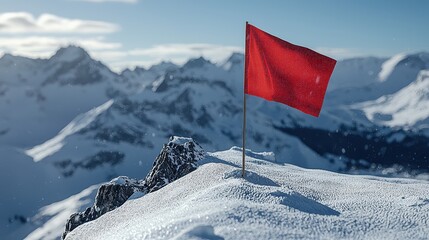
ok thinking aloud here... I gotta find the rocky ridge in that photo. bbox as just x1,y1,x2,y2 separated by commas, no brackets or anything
62,136,205,239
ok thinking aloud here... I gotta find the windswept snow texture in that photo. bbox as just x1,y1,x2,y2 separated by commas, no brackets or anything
66,148,429,240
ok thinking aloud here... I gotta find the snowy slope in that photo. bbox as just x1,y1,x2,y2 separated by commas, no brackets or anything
25,100,114,162
0,46,116,147
358,70,429,131
11,185,99,240
326,52,429,105
66,148,429,240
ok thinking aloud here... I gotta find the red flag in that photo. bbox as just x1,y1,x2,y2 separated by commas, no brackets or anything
244,23,336,117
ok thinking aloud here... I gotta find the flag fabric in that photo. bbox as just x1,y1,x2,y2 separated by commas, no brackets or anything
244,23,337,117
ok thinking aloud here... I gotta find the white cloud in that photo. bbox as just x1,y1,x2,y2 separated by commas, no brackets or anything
315,47,367,60
129,43,243,63
97,43,243,71
73,0,138,3
0,36,121,58
0,12,119,33
0,37,242,72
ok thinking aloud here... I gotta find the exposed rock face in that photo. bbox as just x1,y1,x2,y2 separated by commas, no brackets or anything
62,176,142,239
62,136,204,239
144,136,205,192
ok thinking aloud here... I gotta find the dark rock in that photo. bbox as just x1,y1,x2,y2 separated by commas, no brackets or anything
62,176,143,239
62,136,204,239
144,136,205,192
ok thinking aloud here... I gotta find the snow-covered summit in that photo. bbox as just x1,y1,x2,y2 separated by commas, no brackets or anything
182,56,212,69
50,45,91,63
148,61,178,74
222,52,244,71
66,147,429,240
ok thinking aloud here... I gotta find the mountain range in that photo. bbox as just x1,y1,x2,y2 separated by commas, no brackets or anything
0,46,428,239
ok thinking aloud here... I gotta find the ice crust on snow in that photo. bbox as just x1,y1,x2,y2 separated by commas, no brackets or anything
66,149,429,240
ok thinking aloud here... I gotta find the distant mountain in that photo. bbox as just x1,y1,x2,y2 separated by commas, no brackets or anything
0,46,428,239
357,70,429,132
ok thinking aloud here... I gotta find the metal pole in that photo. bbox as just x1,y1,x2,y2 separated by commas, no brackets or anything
242,21,248,178
242,93,247,178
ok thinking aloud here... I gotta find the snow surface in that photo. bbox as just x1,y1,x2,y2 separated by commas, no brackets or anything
66,148,429,240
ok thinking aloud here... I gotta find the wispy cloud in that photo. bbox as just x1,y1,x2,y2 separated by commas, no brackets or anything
110,43,243,70
0,36,242,72
0,36,121,58
72,0,138,3
315,47,367,60
128,43,243,62
0,12,119,33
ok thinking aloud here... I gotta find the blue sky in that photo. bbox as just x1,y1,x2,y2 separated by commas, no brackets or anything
0,0,428,71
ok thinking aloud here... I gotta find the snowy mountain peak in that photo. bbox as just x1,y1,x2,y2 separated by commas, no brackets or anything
183,56,212,69
120,66,146,75
226,52,244,64
0,53,42,68
378,52,429,82
0,53,16,62
359,70,429,128
222,52,244,71
149,61,178,73
50,45,91,63
378,53,407,81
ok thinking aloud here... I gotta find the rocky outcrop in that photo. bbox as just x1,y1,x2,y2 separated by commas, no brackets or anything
62,176,143,239
62,136,204,239
144,136,205,192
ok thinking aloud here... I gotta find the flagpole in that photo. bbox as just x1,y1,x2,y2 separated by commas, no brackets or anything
242,21,248,178
242,91,247,178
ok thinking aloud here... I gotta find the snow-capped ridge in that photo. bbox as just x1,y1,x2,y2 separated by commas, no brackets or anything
378,53,407,81
378,52,429,82
50,45,91,63
183,56,213,69
25,99,114,162
222,52,244,71
148,61,178,73
359,70,429,128
120,66,145,76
